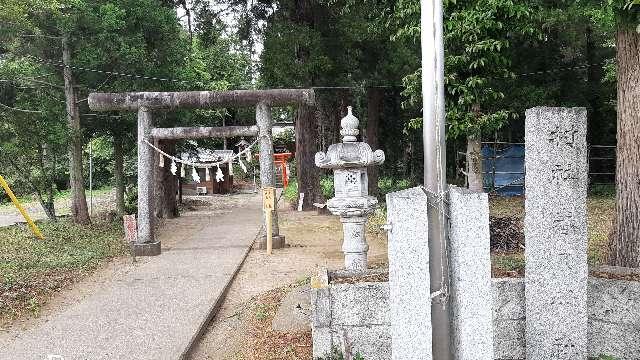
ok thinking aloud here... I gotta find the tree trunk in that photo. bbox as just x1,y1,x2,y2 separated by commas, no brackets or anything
608,28,640,268
113,135,126,216
39,142,57,221
154,140,178,219
467,134,484,192
62,35,90,224
295,104,323,210
37,194,56,221
367,87,384,197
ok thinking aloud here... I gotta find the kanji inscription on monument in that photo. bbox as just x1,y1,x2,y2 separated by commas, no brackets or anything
524,107,588,360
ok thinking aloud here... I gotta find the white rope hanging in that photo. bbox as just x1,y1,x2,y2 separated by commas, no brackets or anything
143,138,258,169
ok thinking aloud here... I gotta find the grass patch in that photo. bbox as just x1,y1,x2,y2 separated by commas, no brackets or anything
0,218,126,325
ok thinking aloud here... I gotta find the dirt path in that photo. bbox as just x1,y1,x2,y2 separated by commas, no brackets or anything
189,206,388,360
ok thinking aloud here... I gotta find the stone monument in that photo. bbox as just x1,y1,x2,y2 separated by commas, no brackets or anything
448,185,494,360
386,187,433,360
315,106,385,270
524,107,588,359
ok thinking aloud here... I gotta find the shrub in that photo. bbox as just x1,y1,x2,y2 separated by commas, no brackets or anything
283,179,299,203
320,176,334,199
378,177,413,197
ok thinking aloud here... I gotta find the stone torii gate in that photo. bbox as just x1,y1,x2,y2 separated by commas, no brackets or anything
88,89,315,256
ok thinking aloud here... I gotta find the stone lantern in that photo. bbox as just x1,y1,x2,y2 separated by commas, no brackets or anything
315,106,385,270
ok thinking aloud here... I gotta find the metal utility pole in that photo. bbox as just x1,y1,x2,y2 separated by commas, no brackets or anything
421,0,452,359
62,35,91,224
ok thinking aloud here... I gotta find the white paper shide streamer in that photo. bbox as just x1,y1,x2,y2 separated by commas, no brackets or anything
239,159,247,173
215,165,224,183
205,167,211,181
170,160,177,175
180,163,186,178
159,154,165,168
228,160,234,176
192,167,201,183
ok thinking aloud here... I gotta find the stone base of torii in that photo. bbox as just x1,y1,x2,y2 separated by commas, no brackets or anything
88,89,315,256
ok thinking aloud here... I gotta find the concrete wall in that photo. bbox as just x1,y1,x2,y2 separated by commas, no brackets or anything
312,276,640,360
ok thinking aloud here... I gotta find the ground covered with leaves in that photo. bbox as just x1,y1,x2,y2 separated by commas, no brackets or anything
243,285,312,360
0,218,126,326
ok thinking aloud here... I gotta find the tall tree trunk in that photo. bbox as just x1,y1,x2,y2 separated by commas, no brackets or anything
62,35,90,224
154,139,178,219
466,134,484,192
113,134,126,216
295,104,323,210
38,142,57,221
367,87,384,197
609,28,640,268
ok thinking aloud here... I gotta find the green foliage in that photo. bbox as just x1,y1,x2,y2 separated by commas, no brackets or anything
274,128,296,153
320,176,335,199
378,177,413,197
283,179,299,203
315,346,365,360
596,355,621,360
397,0,542,139
254,303,271,321
590,184,616,197
123,185,138,215
0,0,253,217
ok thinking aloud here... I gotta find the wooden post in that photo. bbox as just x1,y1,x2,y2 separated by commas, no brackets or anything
135,107,161,256
263,187,275,255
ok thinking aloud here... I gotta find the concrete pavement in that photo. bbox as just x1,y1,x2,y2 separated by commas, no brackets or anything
0,193,262,360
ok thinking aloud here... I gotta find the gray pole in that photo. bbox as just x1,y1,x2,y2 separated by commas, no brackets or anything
421,0,452,358
135,107,161,256
256,102,285,249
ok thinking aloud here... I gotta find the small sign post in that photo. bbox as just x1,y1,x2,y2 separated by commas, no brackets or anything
262,187,275,255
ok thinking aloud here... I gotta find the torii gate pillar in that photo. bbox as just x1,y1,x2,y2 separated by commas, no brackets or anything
135,107,161,256
256,102,285,249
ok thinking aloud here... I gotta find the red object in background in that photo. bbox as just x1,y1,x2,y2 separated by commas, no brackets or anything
257,152,293,189
274,153,292,189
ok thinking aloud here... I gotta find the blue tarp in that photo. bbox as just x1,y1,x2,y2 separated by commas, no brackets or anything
482,144,525,196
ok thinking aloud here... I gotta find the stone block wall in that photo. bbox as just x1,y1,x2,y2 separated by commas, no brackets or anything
312,274,640,360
